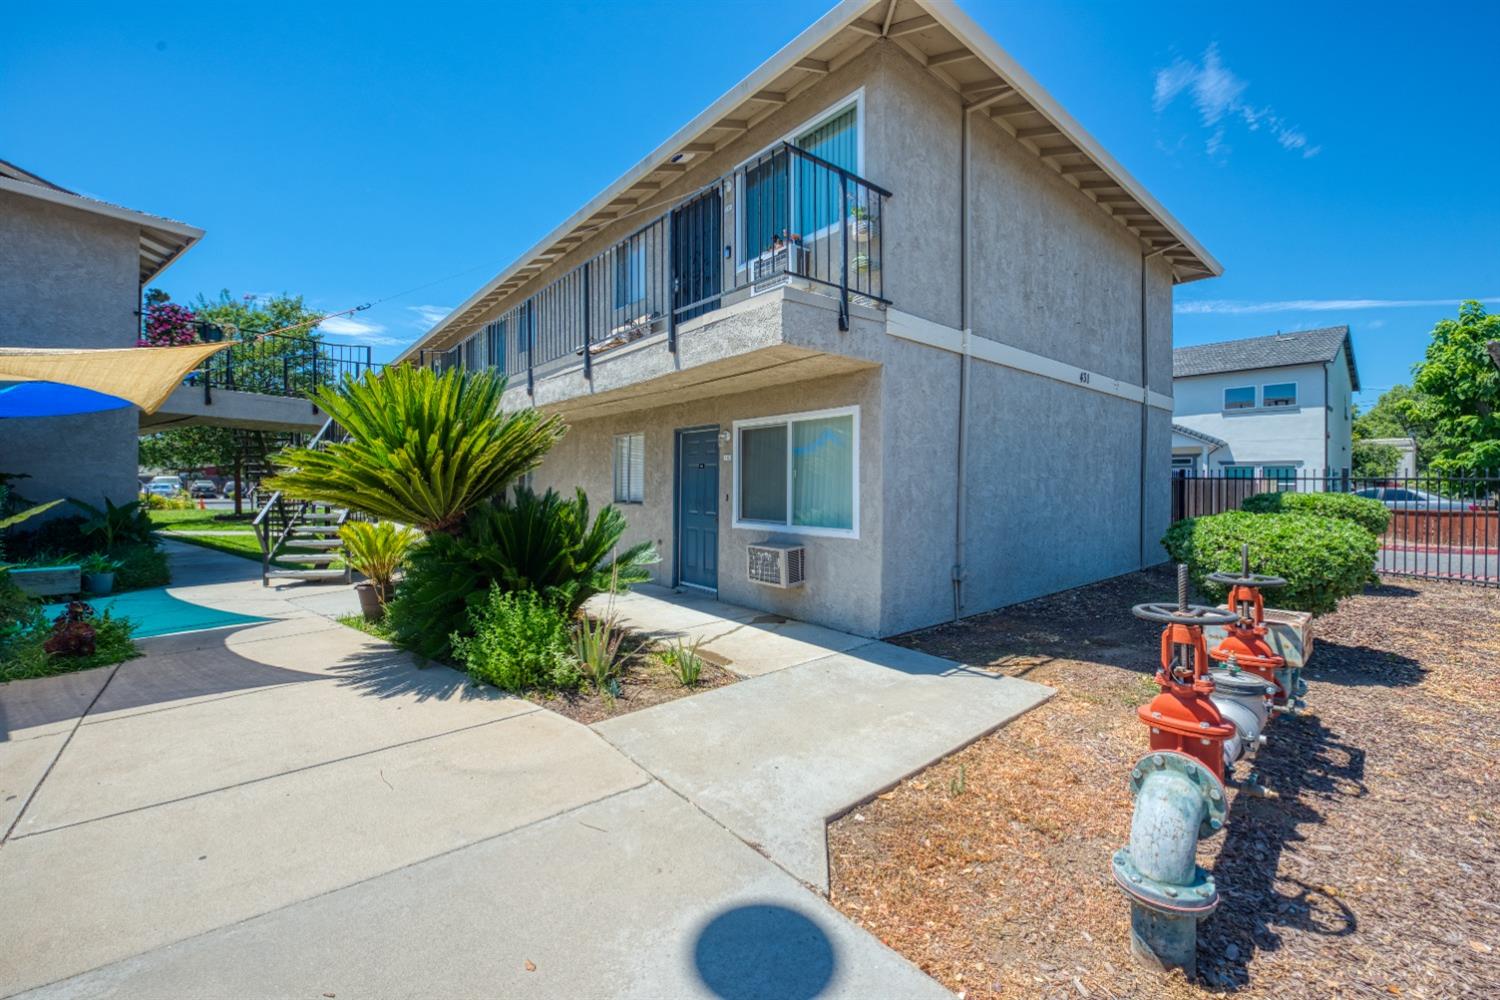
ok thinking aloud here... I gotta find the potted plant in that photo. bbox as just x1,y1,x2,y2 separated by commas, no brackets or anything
849,204,873,241
80,553,122,595
338,520,422,621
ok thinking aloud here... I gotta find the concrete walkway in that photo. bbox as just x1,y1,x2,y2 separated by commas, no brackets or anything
1,546,1049,998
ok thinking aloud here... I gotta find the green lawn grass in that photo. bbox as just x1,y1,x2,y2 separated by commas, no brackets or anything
148,509,257,533
166,531,344,572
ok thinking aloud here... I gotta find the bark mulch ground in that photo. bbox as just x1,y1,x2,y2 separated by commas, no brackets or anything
827,570,1499,999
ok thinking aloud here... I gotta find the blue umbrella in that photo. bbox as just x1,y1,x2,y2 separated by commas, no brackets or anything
0,381,132,418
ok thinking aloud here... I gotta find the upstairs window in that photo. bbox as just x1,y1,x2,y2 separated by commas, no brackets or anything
486,320,506,374
613,238,648,310
1223,386,1256,410
743,98,860,261
1263,382,1297,407
613,432,645,504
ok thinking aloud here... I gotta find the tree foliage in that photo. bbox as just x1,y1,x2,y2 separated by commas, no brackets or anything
138,426,239,478
1403,300,1500,473
266,365,564,534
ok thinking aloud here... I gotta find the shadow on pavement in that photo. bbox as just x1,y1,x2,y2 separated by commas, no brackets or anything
693,903,837,1000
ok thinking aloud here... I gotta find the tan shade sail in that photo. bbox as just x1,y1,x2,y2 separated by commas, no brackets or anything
0,342,232,414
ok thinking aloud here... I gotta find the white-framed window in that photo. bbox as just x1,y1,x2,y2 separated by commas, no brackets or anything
738,90,864,267
613,432,645,504
1223,386,1256,410
1262,464,1298,490
1262,382,1297,408
733,406,858,537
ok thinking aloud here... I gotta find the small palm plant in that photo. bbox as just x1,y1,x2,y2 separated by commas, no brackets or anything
267,365,565,534
339,520,422,607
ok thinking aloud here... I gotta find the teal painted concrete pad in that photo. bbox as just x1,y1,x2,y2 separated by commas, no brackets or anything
44,586,269,638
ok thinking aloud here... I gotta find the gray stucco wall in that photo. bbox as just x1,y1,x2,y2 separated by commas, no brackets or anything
0,191,141,510
529,368,885,636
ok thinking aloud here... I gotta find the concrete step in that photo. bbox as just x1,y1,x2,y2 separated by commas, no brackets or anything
291,524,343,534
266,568,346,581
274,552,343,565
300,512,345,522
284,538,343,549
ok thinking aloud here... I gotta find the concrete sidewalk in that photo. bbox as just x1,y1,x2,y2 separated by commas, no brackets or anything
2,547,1047,998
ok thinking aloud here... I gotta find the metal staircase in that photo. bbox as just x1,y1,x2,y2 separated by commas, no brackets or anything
252,418,352,586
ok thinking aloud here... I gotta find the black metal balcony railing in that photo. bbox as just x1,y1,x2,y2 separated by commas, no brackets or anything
187,333,375,403
426,142,890,393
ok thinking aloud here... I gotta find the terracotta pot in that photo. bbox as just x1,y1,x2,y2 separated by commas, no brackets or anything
355,582,383,622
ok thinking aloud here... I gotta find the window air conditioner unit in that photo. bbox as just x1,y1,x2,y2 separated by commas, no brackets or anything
750,245,805,296
747,541,805,588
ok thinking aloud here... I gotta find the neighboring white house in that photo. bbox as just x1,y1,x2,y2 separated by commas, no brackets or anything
1171,326,1360,480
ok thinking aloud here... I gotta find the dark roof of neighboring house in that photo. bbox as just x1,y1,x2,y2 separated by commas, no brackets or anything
1173,325,1360,391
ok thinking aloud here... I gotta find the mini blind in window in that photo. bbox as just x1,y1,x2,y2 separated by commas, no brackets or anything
613,432,645,503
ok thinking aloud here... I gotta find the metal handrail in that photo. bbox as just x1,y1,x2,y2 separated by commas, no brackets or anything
252,416,349,584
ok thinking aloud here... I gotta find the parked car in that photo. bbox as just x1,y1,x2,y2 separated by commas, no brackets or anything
189,480,218,498
1353,487,1482,511
143,482,180,499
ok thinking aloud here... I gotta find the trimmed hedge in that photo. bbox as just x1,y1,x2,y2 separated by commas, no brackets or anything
1162,510,1379,615
1240,490,1390,537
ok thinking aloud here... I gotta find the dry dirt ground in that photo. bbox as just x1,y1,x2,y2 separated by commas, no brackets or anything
828,570,1499,999
523,627,737,725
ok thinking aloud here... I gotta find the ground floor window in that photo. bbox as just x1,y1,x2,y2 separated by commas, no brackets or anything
734,407,857,536
1262,465,1298,490
613,432,645,503
1222,465,1255,480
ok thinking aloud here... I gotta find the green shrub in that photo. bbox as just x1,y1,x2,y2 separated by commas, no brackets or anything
73,497,156,549
111,543,170,590
0,597,139,684
1240,490,1390,536
451,588,578,693
385,487,657,660
1162,511,1379,615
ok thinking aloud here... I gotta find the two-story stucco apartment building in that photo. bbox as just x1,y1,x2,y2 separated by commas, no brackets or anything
1171,326,1360,480
401,0,1222,637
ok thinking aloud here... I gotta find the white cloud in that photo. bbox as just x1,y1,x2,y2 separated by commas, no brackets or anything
317,313,409,347
1154,45,1320,159
1175,297,1500,315
407,304,453,330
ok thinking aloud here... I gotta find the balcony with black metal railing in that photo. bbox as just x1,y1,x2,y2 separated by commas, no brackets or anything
419,143,891,408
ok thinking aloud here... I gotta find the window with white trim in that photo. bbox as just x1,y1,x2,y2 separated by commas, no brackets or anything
735,408,857,535
613,432,645,504
1262,382,1297,407
1223,386,1256,410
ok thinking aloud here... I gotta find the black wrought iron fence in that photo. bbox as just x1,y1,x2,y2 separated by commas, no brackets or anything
1170,467,1499,586
188,333,374,401
435,141,889,394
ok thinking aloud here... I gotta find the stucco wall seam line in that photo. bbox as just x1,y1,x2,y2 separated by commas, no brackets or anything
886,308,1174,411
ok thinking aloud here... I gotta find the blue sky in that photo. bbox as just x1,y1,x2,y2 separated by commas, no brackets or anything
4,1,1497,408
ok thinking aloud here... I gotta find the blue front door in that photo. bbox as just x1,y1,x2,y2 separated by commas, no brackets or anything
677,428,719,590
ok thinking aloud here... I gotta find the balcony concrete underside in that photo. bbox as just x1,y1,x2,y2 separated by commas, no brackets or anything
140,385,328,435
504,286,884,421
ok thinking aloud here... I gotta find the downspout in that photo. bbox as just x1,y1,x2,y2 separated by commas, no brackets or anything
953,91,1010,622
1137,245,1177,567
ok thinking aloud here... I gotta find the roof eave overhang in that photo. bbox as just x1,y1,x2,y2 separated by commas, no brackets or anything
0,175,203,286
402,0,1220,361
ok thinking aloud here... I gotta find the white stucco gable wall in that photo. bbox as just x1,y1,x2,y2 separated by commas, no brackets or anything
1172,361,1329,471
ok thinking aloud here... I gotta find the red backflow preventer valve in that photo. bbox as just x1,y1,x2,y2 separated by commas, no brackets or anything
1131,565,1240,782
1206,543,1293,706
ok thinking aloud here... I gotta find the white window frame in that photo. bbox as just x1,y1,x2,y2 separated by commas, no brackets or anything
1223,385,1257,410
613,432,645,504
734,89,866,273
1261,381,1298,408
732,405,859,539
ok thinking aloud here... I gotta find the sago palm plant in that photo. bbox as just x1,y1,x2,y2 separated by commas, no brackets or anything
338,520,423,604
266,365,564,534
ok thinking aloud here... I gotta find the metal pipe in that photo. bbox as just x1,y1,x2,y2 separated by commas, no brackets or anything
1113,751,1224,978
